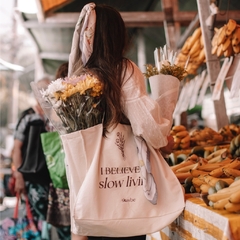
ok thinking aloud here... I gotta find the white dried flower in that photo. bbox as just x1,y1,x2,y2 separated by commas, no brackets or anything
47,78,66,97
52,99,62,109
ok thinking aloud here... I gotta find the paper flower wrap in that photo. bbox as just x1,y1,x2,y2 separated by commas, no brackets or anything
144,45,186,124
149,74,180,125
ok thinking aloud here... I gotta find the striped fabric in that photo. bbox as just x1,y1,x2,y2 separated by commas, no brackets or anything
148,197,240,240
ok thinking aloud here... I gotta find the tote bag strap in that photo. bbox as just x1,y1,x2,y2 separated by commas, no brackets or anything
13,193,34,220
25,194,34,220
134,136,157,205
13,193,20,219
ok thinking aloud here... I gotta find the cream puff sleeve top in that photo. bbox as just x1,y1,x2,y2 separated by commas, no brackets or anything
121,60,178,150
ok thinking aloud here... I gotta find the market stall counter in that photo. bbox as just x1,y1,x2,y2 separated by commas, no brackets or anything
158,197,240,240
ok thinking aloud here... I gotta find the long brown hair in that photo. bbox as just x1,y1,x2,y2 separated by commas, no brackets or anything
55,62,68,79
74,4,133,130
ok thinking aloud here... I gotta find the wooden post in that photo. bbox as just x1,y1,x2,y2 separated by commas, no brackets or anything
161,0,180,50
196,0,229,130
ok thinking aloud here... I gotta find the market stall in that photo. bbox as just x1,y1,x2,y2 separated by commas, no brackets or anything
152,197,240,240
146,126,240,240
149,7,240,235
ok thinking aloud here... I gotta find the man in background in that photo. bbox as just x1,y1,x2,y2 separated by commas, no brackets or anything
12,77,51,233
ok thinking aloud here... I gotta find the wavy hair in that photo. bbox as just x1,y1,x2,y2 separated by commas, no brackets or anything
73,4,133,131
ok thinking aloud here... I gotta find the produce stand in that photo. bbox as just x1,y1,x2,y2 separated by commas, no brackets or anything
159,197,240,240
147,196,240,240
158,123,240,240
147,12,240,235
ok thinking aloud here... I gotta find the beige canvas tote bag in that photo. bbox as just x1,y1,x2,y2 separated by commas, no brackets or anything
61,123,185,237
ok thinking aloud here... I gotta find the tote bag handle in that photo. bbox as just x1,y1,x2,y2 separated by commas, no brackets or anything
13,193,34,220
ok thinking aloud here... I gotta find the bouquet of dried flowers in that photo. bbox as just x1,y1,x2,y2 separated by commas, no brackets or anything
40,74,104,133
143,45,188,81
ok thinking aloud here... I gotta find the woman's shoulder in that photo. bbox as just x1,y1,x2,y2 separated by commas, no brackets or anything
123,59,144,78
19,108,35,118
121,60,146,95
126,60,140,72
123,60,145,85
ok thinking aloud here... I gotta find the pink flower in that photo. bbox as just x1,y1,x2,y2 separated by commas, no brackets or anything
63,75,86,86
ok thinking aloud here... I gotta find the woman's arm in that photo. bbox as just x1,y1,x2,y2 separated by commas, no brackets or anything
121,61,172,149
12,139,26,194
160,135,175,155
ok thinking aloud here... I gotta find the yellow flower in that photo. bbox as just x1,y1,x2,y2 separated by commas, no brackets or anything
55,74,104,101
91,83,103,97
42,74,104,132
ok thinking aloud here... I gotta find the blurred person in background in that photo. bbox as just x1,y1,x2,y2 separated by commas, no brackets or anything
45,62,72,240
12,77,52,234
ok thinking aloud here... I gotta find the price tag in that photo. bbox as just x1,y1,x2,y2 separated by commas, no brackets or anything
154,48,160,71
173,83,188,117
180,80,195,112
229,60,240,98
197,73,210,105
189,70,207,109
212,56,233,101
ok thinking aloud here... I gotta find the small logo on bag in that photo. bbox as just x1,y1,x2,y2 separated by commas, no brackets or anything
122,198,136,202
115,131,125,157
